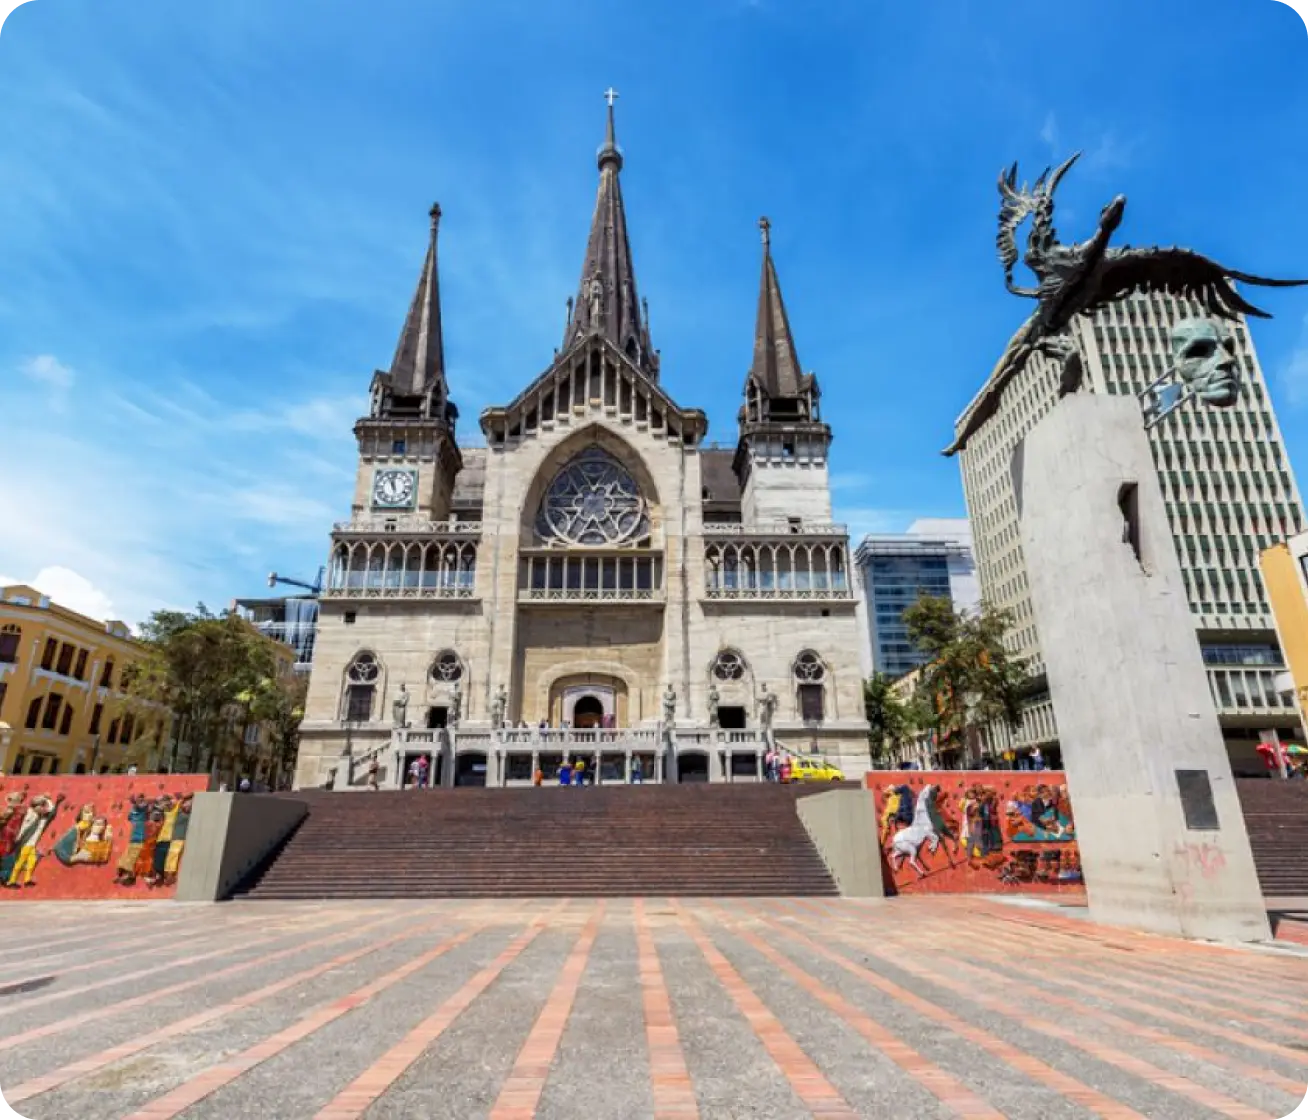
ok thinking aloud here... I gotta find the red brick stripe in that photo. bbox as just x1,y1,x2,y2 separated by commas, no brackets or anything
670,901,861,1119
313,903,569,1120
488,903,605,1118
634,899,699,1119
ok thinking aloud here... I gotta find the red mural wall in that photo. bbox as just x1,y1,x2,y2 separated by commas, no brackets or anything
0,774,211,901
868,771,1085,896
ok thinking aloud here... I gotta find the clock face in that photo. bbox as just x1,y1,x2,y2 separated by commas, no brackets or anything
372,469,416,509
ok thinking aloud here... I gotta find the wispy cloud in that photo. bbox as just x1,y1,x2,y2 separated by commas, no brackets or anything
1039,111,1059,153
19,353,74,409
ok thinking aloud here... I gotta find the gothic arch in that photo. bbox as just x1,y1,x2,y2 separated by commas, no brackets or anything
340,649,386,722
517,423,662,542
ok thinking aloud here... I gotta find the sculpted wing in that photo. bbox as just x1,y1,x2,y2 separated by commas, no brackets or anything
1090,247,1308,320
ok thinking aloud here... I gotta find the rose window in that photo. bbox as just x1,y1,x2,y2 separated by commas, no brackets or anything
536,447,649,546
794,652,825,682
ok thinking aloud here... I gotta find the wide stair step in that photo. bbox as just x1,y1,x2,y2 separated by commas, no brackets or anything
236,785,842,900
1236,779,1308,897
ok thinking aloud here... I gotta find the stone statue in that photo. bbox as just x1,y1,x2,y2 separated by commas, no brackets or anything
449,681,462,726
392,683,409,728
946,153,1306,456
757,683,777,732
1171,319,1240,407
491,684,507,729
587,274,604,330
662,684,676,724
707,683,720,728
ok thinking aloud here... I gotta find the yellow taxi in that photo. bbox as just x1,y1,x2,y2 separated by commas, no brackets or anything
787,756,845,782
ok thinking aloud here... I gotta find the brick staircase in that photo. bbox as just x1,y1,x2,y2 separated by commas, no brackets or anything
1236,778,1308,898
236,785,844,899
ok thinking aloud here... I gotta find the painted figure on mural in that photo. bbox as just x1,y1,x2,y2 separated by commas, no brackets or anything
959,785,1004,865
5,793,66,888
1005,783,1076,843
889,785,946,878
115,793,152,886
0,790,27,882
53,804,98,866
879,783,915,844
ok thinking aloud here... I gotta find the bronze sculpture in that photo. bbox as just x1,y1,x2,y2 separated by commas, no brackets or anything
945,153,1305,456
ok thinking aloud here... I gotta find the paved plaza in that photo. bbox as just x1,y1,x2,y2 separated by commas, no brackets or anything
1,898,1306,1119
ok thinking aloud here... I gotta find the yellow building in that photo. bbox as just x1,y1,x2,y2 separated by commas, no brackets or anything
1260,532,1308,741
0,584,167,776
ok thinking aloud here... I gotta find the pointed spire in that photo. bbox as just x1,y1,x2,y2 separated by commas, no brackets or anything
388,202,447,399
747,215,809,401
562,89,656,377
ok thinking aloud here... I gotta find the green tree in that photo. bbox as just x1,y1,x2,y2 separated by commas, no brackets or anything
238,670,308,788
863,674,918,765
125,606,285,775
902,595,1025,762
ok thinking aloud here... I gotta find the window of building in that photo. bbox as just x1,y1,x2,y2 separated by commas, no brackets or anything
121,714,135,745
430,651,463,682
29,756,45,775
100,659,115,689
41,638,57,671
711,650,746,681
59,705,73,736
73,648,88,680
89,703,103,735
55,643,74,677
345,652,380,722
108,717,120,745
41,693,63,730
798,684,825,722
0,681,6,719
0,625,19,664
25,696,42,729
392,438,407,455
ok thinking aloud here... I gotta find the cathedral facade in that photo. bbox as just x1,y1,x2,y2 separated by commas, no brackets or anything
295,102,870,789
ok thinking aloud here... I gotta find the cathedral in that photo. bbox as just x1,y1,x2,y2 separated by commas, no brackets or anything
295,98,870,789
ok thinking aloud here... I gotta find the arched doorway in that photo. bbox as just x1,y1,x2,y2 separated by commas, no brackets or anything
678,752,709,783
573,694,604,729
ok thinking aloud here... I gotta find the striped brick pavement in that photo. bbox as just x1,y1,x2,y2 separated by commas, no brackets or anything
0,898,1305,1119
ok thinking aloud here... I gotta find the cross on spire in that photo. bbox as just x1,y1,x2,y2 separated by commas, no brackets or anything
759,215,771,249
604,86,620,107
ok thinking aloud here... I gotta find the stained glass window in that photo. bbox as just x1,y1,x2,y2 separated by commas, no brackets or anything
536,447,649,546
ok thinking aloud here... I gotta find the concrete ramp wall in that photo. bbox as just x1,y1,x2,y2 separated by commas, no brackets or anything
796,789,885,898
175,793,308,902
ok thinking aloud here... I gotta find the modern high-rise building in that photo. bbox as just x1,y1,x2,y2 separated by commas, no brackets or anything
232,595,319,674
953,293,1306,772
854,519,979,678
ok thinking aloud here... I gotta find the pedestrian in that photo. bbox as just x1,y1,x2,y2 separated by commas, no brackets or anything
238,777,251,793
764,748,777,782
573,758,585,786
126,764,138,776
558,759,573,787
779,756,792,784
367,757,380,791
1031,746,1045,772
533,768,543,787
408,757,421,789
417,754,430,789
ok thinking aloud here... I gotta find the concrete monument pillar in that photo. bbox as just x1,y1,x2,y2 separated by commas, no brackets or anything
1016,394,1269,942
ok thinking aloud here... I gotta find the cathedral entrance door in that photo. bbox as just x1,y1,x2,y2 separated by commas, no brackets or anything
572,694,604,729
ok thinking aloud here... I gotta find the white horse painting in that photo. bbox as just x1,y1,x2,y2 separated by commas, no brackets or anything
890,785,942,878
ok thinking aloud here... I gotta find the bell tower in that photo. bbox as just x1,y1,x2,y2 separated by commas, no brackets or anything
733,217,833,525
352,203,462,521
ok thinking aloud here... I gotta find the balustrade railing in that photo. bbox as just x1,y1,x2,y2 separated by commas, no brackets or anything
703,521,847,537
703,585,852,600
334,519,483,536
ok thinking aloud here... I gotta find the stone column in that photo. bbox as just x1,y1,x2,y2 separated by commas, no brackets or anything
1017,394,1269,942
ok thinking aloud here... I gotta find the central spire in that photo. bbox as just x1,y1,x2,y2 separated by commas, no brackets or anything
562,90,657,379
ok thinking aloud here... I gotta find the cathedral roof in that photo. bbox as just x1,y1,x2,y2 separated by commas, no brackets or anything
745,217,814,402
387,203,447,398
560,92,657,379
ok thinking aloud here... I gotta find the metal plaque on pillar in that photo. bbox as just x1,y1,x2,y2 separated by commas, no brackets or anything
1175,769,1221,831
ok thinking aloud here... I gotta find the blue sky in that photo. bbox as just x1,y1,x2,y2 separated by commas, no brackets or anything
1,0,1306,626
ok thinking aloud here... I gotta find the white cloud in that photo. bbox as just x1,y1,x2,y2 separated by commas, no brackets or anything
1039,111,1058,152
0,566,118,623
19,353,75,410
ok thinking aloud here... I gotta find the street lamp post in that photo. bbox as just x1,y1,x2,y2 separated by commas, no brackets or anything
88,733,101,775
